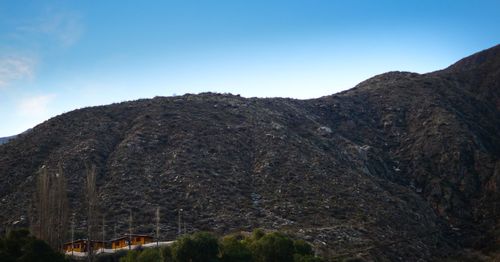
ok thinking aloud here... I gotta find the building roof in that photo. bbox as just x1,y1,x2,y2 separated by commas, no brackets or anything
110,234,153,242
63,239,108,245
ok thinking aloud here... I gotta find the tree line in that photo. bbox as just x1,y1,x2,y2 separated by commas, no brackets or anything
0,229,66,262
31,163,99,261
115,229,324,262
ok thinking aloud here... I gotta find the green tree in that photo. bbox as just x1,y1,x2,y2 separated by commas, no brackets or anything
3,229,33,259
293,254,324,262
293,240,313,256
172,236,195,262
18,239,66,262
172,232,219,262
252,232,294,262
161,246,174,262
219,235,252,262
95,253,120,262
240,228,265,251
33,165,69,250
113,229,323,262
119,250,139,262
137,248,161,262
0,229,65,262
292,239,322,262
251,229,265,241
0,236,16,262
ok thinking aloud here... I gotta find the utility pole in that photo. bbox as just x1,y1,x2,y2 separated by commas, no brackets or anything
178,208,183,236
156,207,160,247
156,207,161,259
129,209,132,250
102,216,105,253
71,214,75,256
177,208,182,236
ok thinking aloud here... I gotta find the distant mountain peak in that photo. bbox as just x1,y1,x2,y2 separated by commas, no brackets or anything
0,135,16,145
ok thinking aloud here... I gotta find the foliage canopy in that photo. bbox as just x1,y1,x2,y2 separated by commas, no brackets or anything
119,229,323,262
0,229,66,262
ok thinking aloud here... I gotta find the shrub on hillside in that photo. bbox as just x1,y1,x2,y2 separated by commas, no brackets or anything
137,247,162,262
293,254,325,262
118,229,323,262
252,232,295,262
292,239,323,262
161,245,174,262
219,234,253,262
119,250,139,262
293,239,314,256
96,252,121,262
172,232,219,262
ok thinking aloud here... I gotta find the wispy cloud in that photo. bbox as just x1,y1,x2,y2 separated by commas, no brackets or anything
1,8,83,87
17,10,84,47
0,55,37,88
17,94,56,117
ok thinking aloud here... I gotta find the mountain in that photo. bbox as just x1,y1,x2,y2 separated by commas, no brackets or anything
1,45,499,260
0,129,31,145
0,135,16,145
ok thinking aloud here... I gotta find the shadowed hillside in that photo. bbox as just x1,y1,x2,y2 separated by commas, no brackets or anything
1,44,499,261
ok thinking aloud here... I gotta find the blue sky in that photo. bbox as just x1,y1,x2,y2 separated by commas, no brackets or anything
0,0,499,136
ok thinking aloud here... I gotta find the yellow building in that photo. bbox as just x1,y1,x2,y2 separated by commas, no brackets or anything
63,239,106,253
111,234,153,249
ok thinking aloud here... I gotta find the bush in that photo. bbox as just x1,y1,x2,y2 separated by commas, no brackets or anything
293,254,324,262
342,258,366,262
137,248,161,262
119,250,139,262
172,232,219,262
251,229,266,241
3,229,33,259
18,239,66,262
0,229,65,262
219,235,253,262
161,246,174,262
96,253,121,262
252,232,295,262
172,236,196,262
293,240,313,256
114,230,323,262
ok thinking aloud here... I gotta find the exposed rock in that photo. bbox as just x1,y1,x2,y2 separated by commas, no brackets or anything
0,45,500,260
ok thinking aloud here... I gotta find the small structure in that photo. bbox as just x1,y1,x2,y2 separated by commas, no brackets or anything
111,234,153,249
63,239,107,253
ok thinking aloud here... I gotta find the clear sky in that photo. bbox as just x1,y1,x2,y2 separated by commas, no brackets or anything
0,0,499,136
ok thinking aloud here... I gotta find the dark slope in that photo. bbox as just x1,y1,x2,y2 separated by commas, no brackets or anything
1,45,499,260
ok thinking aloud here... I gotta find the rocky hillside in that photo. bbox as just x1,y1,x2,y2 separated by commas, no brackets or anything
0,45,499,261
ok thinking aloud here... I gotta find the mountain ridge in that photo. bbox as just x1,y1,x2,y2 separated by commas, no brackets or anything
1,44,499,260
0,135,17,145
